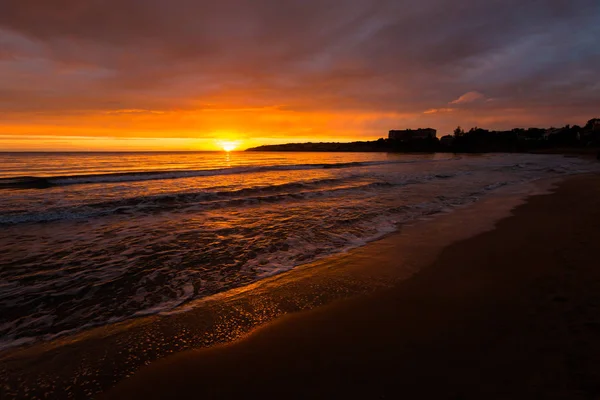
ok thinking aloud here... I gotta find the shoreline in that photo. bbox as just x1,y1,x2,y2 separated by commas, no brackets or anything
108,172,600,399
0,174,584,398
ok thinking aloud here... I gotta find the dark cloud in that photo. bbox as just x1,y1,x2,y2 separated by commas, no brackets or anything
0,0,599,136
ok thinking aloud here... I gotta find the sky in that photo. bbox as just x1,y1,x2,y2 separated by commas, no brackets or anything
1,0,599,151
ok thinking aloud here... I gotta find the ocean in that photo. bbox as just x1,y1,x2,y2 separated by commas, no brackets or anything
0,151,598,350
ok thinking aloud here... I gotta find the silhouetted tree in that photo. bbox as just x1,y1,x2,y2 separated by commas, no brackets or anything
453,126,464,137
248,117,599,154
585,118,600,130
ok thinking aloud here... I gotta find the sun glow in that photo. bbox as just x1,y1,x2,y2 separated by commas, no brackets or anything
217,140,240,152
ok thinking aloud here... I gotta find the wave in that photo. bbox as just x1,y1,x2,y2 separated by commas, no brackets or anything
0,160,410,189
0,169,468,226
0,177,54,189
0,206,406,352
0,177,400,225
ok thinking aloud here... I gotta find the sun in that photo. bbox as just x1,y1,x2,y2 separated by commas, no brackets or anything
217,140,240,152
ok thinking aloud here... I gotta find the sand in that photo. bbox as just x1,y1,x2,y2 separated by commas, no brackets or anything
106,174,600,400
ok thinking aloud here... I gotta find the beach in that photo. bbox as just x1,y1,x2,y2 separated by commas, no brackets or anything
3,0,600,397
105,173,600,399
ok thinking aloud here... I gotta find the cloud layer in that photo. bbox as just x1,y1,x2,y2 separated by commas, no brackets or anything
0,0,599,147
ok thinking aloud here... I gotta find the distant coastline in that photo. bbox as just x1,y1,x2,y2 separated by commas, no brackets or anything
247,118,600,154
246,140,392,153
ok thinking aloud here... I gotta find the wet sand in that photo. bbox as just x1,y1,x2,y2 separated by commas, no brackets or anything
106,174,600,399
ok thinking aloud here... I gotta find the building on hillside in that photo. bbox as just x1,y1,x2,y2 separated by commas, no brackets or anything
388,128,436,141
439,135,455,146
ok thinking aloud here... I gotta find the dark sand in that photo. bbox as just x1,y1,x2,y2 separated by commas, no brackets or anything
107,174,600,400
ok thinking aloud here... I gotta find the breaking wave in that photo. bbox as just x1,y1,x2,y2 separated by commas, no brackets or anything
0,160,414,189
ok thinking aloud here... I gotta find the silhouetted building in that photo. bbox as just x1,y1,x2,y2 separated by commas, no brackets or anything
440,135,455,146
389,128,436,141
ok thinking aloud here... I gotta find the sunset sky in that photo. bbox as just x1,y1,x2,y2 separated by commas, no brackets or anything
1,0,599,151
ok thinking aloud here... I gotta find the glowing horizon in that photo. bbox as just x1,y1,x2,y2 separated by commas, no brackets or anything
1,105,597,151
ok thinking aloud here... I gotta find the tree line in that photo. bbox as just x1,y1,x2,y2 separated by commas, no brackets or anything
246,118,600,154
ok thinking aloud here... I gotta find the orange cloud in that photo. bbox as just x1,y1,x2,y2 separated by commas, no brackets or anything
449,91,485,105
423,108,454,114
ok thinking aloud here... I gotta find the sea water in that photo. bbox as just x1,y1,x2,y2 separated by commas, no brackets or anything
1,151,598,350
